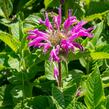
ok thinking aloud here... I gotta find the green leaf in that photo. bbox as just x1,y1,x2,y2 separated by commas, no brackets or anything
52,84,84,109
0,8,4,17
7,70,24,84
65,102,86,109
66,69,84,85
84,0,91,6
106,13,109,26
11,82,32,104
14,96,55,109
91,21,104,46
8,56,20,71
106,95,109,109
9,22,21,39
24,13,40,26
0,0,13,18
61,61,68,80
45,60,55,80
101,68,109,84
63,84,76,108
90,52,109,60
84,65,106,109
52,86,65,109
73,102,87,109
1,85,14,108
33,76,54,94
28,62,44,80
79,57,87,68
15,0,33,12
0,31,20,52
96,44,109,53
0,85,6,106
83,10,109,21
68,51,90,61
0,53,6,70
23,0,37,9
64,0,85,18
85,1,109,15
44,0,53,9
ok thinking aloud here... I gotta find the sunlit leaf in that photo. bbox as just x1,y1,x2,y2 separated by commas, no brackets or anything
0,31,20,52
44,0,53,9
45,60,55,80
84,10,109,21
90,52,109,60
84,65,106,109
91,21,104,46
8,56,20,71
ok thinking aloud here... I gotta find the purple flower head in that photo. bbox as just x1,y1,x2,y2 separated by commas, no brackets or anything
27,7,93,80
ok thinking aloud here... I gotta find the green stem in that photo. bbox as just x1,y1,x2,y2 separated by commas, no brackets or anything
58,62,62,87
20,58,25,109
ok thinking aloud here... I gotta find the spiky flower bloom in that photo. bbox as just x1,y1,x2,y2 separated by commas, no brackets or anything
27,8,93,81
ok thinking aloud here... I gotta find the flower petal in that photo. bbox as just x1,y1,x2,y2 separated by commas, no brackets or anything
64,16,77,30
38,14,53,30
43,43,51,53
28,37,48,47
61,39,74,52
53,8,62,29
50,45,60,62
54,66,59,80
29,29,47,37
45,13,53,30
68,21,93,40
27,35,37,40
72,42,83,51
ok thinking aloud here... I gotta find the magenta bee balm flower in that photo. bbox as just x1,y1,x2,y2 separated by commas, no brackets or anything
27,7,93,81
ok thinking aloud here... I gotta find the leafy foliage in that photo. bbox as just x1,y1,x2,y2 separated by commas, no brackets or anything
84,65,106,109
